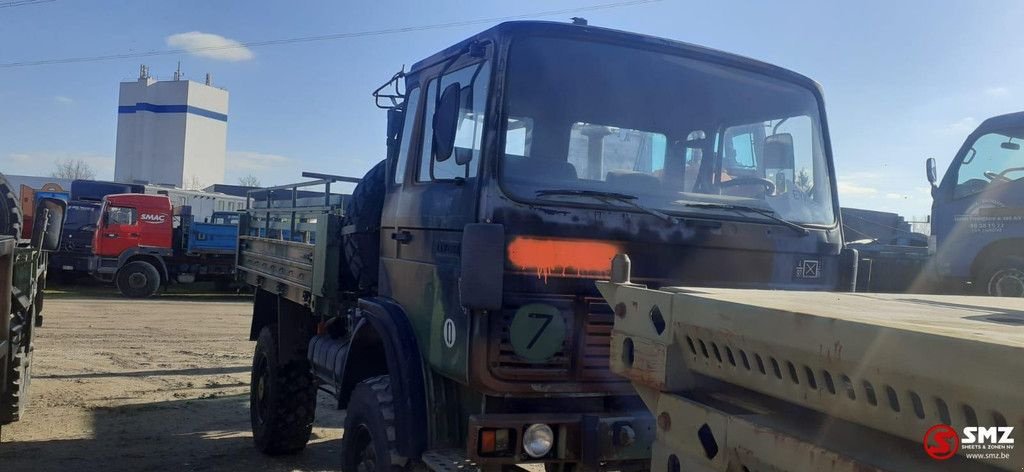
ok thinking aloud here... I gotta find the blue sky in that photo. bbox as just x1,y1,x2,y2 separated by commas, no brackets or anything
2,0,1021,218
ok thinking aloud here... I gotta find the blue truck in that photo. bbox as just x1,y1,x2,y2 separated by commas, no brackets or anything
854,111,1024,296
925,111,1024,296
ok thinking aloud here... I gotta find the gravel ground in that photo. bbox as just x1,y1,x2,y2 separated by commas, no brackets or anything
0,292,345,472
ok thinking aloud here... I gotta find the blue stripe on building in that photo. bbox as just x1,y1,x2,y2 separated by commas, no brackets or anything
118,102,228,122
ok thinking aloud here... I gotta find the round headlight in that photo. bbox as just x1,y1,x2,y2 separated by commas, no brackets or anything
522,423,554,458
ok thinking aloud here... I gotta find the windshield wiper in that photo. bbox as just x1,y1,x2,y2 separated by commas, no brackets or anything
681,202,809,236
535,189,674,223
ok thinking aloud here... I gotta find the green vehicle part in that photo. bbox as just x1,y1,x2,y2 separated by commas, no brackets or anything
599,254,1023,472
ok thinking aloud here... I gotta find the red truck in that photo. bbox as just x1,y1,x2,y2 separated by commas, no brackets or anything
91,193,238,297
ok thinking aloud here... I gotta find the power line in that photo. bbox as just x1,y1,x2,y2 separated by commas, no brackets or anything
0,0,661,68
0,0,55,8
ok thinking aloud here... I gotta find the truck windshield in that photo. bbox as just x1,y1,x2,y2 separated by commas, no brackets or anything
954,127,1024,199
65,203,100,230
500,36,836,226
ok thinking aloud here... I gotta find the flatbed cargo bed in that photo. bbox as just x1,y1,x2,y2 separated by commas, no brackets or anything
599,272,1023,471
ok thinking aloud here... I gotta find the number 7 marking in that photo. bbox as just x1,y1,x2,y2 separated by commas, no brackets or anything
527,313,554,349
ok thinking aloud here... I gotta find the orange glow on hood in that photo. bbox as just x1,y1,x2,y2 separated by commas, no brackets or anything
507,236,621,281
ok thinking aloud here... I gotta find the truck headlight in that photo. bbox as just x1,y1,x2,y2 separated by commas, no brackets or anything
522,423,554,458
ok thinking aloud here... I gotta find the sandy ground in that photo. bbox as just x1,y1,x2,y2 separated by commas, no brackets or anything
0,291,346,472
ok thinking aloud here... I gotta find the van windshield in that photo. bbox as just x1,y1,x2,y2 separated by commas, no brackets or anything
499,36,836,226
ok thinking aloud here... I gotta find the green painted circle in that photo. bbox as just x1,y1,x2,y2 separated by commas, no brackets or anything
509,303,567,362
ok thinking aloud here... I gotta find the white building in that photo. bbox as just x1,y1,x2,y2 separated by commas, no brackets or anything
114,65,228,188
144,184,246,223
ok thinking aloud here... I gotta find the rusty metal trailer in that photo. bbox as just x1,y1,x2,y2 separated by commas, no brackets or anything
598,255,1023,471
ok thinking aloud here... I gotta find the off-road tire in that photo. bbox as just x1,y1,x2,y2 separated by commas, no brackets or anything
343,160,386,293
250,326,316,455
115,261,161,298
0,173,22,238
0,307,34,425
978,256,1024,297
340,375,405,472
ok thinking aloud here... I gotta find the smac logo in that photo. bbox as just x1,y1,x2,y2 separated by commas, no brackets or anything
140,213,167,224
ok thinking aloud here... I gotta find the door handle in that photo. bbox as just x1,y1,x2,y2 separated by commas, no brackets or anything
130,233,141,237
390,230,412,244
104,233,118,239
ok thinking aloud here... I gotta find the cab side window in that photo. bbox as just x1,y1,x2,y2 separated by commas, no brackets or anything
418,61,491,181
106,206,137,226
393,86,421,185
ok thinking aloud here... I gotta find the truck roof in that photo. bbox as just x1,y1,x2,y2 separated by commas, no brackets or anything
104,193,172,208
409,20,823,94
975,110,1024,134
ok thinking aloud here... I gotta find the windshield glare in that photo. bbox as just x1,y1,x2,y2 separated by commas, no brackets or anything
500,36,836,225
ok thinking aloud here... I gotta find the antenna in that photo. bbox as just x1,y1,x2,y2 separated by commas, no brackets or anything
205,73,211,86
174,61,181,81
139,64,149,80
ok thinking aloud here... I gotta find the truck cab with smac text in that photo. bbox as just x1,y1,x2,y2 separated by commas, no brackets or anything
92,193,236,297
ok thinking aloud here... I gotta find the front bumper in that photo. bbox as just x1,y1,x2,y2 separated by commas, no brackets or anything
466,411,653,467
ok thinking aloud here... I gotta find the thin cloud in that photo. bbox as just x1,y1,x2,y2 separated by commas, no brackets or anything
5,151,114,179
985,87,1010,98
837,180,879,196
166,32,254,62
53,95,73,104
228,151,292,170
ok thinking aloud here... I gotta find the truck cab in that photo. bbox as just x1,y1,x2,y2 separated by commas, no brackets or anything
92,193,236,296
382,21,847,397
927,111,1024,296
238,21,852,471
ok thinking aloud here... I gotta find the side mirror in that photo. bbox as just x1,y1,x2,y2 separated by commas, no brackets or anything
763,133,795,169
432,82,462,163
926,157,938,186
31,198,66,252
386,108,404,141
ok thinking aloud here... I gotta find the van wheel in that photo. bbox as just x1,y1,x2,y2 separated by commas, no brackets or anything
251,326,316,455
116,261,161,298
341,375,404,472
979,257,1024,297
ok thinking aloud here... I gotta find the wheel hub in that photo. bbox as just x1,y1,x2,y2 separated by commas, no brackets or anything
989,268,1024,297
253,357,270,425
127,272,148,289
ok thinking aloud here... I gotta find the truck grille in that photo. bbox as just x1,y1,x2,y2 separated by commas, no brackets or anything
488,295,624,384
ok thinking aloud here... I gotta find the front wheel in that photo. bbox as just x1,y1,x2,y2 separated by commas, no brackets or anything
250,326,316,455
115,261,161,298
341,375,405,472
979,257,1024,297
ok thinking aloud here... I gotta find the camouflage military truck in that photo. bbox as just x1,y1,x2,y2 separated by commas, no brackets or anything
237,21,857,471
0,173,64,434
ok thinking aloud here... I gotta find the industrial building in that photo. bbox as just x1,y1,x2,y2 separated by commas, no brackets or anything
114,65,228,188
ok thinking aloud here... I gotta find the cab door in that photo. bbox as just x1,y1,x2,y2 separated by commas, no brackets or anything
96,204,140,257
380,55,493,382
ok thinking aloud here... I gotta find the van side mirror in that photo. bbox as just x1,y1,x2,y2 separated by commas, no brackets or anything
763,133,795,169
433,82,462,163
926,157,938,186
31,198,66,252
